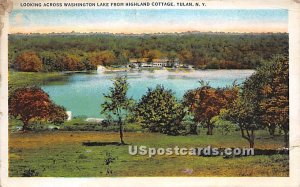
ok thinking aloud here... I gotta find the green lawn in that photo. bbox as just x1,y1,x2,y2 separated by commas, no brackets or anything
9,71,68,92
9,130,288,177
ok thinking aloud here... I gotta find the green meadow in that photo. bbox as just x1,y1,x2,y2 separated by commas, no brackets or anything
9,130,288,177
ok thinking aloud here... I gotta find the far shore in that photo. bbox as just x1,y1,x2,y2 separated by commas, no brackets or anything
97,66,255,73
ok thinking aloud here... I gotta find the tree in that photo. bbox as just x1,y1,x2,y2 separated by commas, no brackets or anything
179,49,193,65
88,51,116,67
259,55,289,147
167,51,178,62
49,104,68,124
9,87,67,131
222,96,258,148
242,55,289,147
183,81,238,135
135,85,186,135
14,51,43,72
101,76,133,144
145,49,163,61
114,51,129,66
40,51,67,71
223,55,289,148
61,54,85,71
40,51,60,71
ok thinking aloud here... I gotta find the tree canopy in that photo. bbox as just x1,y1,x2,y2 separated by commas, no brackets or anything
223,55,289,148
9,33,288,71
183,81,238,135
135,85,186,135
14,51,43,72
9,87,68,131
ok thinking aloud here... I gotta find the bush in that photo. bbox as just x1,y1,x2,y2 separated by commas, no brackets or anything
78,154,88,159
22,168,39,177
211,116,236,135
182,114,198,135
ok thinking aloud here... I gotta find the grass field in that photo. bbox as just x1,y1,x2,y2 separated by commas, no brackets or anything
9,130,289,177
8,71,68,92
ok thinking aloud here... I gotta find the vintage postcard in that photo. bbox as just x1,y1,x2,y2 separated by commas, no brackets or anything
1,0,300,186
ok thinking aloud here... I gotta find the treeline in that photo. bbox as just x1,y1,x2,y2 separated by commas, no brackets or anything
9,33,288,71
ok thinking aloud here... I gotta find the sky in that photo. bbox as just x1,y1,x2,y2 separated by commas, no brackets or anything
9,9,288,34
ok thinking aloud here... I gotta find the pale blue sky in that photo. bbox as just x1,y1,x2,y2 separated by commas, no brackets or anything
9,9,288,33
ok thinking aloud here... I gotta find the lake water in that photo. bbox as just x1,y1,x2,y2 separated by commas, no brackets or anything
42,69,255,118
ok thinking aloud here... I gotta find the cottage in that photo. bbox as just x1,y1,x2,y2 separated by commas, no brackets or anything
129,58,181,68
168,58,180,68
152,58,169,67
129,58,151,68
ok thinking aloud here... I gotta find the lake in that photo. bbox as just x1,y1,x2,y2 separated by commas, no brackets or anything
42,69,255,118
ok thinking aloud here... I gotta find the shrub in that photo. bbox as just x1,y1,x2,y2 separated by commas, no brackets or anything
22,168,39,177
211,116,236,135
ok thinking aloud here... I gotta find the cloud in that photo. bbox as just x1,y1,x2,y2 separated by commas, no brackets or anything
13,13,30,26
14,13,25,25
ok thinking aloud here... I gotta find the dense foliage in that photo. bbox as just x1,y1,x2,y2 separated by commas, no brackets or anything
9,33,288,71
183,81,238,135
135,85,186,135
9,87,68,131
14,51,43,72
223,55,289,148
259,56,289,146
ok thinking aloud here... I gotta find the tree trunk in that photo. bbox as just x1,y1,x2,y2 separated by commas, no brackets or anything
22,119,29,132
190,123,198,134
268,125,276,137
119,117,125,145
241,128,255,149
250,129,255,148
283,129,289,148
206,122,213,135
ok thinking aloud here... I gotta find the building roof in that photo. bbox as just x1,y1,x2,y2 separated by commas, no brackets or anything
152,58,169,63
129,58,148,63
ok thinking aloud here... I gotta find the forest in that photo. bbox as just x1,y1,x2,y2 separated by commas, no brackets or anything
8,32,288,71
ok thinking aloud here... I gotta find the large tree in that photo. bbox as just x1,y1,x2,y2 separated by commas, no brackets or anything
241,55,289,147
135,85,186,135
9,87,67,131
222,96,258,148
183,81,238,135
101,76,133,144
14,51,43,72
258,56,289,147
224,55,289,148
